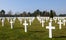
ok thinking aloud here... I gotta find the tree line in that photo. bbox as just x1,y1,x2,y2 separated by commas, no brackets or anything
0,9,66,18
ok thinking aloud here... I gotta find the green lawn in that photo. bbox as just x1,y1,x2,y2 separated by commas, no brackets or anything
0,18,66,40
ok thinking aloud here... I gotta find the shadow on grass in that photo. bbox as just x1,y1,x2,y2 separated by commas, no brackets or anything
53,36,66,38
29,30,45,33
14,27,24,29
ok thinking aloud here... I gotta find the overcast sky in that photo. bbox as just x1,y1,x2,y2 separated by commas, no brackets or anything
0,0,66,14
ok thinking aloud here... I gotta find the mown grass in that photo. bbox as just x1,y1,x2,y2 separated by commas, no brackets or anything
0,18,66,40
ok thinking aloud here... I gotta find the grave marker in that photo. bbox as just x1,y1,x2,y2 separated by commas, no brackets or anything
41,20,45,27
23,20,28,32
10,19,13,29
2,19,4,26
63,19,66,26
18,17,22,24
29,19,32,25
46,22,55,38
50,18,53,22
57,20,63,29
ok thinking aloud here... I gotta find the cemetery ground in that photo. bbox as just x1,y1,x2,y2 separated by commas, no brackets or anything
0,18,66,40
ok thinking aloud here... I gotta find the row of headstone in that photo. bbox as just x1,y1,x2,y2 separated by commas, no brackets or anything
36,17,66,38
22,19,55,38
0,17,66,30
37,17,66,26
23,19,66,38
0,17,66,38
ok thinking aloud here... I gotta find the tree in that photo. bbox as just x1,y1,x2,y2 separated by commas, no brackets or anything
22,11,27,17
50,10,53,18
14,12,20,17
28,12,31,17
59,14,66,16
42,11,46,16
42,11,49,16
39,11,42,16
0,10,5,16
8,11,12,15
7,10,13,17
33,9,41,17
49,10,56,18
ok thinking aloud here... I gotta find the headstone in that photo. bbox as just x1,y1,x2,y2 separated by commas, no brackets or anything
63,19,66,26
1,19,4,26
53,17,57,23
45,17,49,22
10,19,13,29
18,17,22,24
6,17,10,22
13,17,16,23
41,20,45,27
29,19,32,25
28,17,35,25
50,18,53,22
23,20,28,32
46,22,55,38
58,17,60,21
39,19,42,23
37,17,41,23
31,17,35,22
57,20,63,29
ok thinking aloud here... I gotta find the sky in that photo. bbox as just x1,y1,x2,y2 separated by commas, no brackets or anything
0,0,66,15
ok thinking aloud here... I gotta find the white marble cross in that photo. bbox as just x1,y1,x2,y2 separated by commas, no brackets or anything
53,18,57,23
45,17,49,22
18,18,22,24
6,17,10,22
39,19,42,23
31,17,35,22
57,20,63,29
50,18,53,22
63,19,66,26
13,18,16,23
29,19,32,25
46,22,55,38
1,19,4,26
10,19,13,29
41,20,45,27
37,17,42,23
28,17,35,25
23,20,28,32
